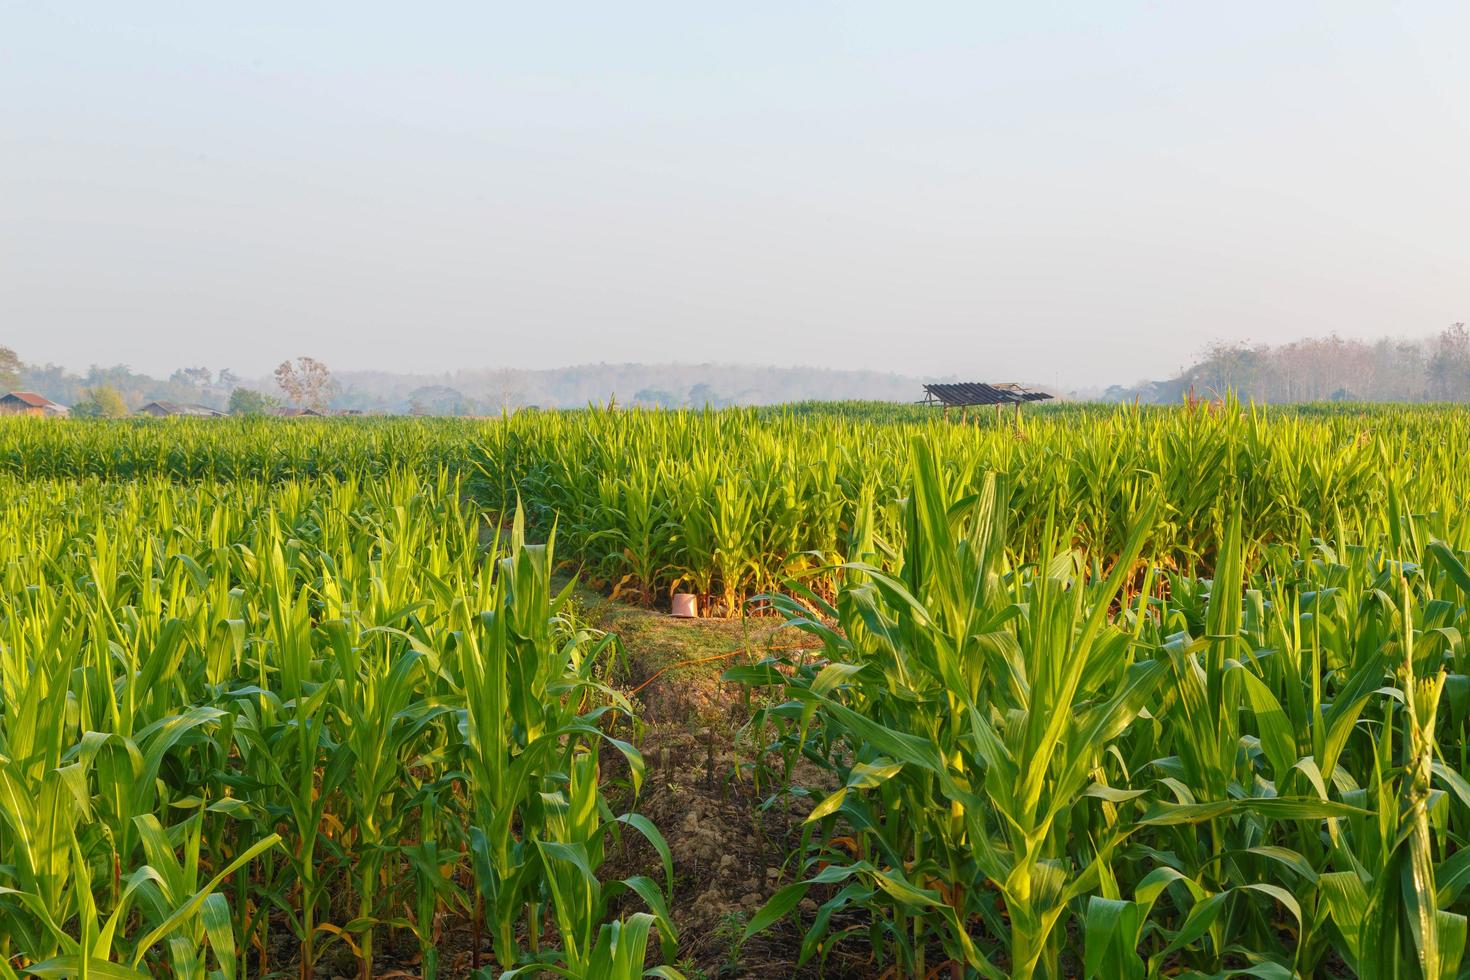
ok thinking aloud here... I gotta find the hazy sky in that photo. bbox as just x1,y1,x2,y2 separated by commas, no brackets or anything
3,3,1466,387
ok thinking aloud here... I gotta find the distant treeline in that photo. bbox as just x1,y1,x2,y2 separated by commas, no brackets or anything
16,363,244,412
1103,324,1470,404
15,326,1470,413
9,358,950,414
327,363,934,412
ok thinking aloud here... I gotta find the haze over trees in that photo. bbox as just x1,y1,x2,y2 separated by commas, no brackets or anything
408,385,472,416
333,363,940,412
1100,324,1470,404
6,360,243,412
0,350,945,414
6,326,1470,413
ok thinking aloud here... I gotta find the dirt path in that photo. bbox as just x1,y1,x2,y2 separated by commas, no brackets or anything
570,591,859,979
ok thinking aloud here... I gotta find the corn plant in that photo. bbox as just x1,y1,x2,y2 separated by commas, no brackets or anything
458,510,675,973
0,469,678,979
731,439,1470,978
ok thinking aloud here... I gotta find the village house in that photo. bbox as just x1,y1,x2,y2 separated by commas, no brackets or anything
137,401,226,418
0,391,70,417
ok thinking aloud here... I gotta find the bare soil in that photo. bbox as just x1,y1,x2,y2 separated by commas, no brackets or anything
576,591,855,978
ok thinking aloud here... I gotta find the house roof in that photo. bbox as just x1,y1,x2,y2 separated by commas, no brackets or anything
2,391,58,408
922,383,1054,407
139,401,224,416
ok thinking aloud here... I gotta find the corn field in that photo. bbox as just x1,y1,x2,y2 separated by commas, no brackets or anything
732,441,1470,977
0,404,1468,977
481,400,1470,610
0,468,676,978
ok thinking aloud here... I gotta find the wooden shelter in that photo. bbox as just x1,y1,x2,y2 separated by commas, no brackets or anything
921,382,1053,422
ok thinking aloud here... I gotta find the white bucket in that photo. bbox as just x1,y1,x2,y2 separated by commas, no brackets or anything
670,593,698,618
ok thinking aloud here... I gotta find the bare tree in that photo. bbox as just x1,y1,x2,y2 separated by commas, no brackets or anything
483,369,526,413
274,357,335,410
1429,323,1470,401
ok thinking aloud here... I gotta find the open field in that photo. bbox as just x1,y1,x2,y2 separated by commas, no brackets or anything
1,403,1469,978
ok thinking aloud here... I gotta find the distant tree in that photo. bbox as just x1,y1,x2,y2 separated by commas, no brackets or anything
170,366,214,389
633,387,679,407
1370,339,1429,401
274,357,335,410
228,387,278,415
407,385,471,416
1192,341,1273,399
1099,382,1157,404
483,370,526,413
72,384,129,418
216,368,241,389
687,382,720,407
0,345,19,390
61,363,168,411
1429,323,1470,400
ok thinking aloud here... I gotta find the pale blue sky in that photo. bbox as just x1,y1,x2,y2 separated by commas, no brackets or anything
2,2,1465,386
